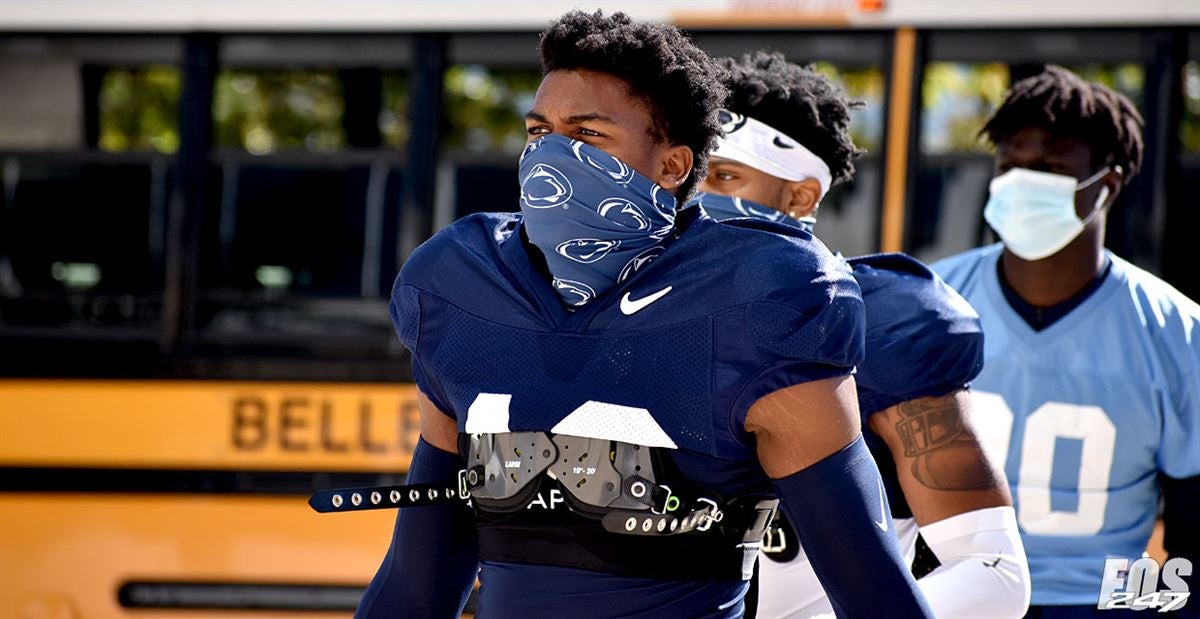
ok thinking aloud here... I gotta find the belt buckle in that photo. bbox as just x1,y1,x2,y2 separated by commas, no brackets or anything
695,497,724,532
762,525,787,553
651,484,673,515
457,469,470,500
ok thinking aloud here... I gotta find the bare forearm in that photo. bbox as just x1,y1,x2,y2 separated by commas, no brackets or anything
870,390,1010,524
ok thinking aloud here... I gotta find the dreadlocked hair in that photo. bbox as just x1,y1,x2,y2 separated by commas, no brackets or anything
721,51,864,187
538,10,728,201
980,65,1144,184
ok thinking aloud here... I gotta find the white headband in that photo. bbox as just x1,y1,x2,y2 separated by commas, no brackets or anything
712,110,833,200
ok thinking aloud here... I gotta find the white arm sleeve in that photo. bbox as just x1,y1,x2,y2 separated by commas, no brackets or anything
916,506,1031,619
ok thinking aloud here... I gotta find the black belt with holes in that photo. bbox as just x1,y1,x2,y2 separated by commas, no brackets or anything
474,490,779,581
308,481,465,513
310,474,779,581
308,472,776,540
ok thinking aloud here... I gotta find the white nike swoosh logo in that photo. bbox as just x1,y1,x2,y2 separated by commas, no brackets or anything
874,476,889,532
620,286,672,315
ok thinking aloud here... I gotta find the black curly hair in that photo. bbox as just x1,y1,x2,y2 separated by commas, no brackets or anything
981,65,1144,184
538,10,728,201
721,51,864,187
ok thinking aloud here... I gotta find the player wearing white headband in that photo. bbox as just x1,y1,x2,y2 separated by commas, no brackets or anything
692,52,1031,618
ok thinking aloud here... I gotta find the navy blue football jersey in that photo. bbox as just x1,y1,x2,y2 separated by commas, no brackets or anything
850,252,985,419
689,199,984,422
390,206,865,617
843,252,986,519
756,252,985,619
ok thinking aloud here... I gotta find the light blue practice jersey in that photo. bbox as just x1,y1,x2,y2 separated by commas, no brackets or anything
934,244,1200,605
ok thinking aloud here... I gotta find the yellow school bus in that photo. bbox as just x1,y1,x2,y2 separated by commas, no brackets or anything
1,381,419,616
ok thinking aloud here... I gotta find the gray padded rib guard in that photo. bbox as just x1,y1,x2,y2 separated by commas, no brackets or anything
608,442,659,510
468,432,557,500
552,435,660,510
551,434,624,507
465,431,665,512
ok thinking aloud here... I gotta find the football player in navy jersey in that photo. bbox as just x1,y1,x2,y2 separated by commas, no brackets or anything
350,12,933,619
690,52,1031,618
933,66,1200,618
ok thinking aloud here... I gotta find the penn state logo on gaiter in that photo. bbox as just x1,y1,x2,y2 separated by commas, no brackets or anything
572,140,636,186
518,135,677,307
552,278,596,307
648,186,675,239
689,192,789,225
555,239,621,264
736,197,783,219
521,163,574,209
598,198,650,231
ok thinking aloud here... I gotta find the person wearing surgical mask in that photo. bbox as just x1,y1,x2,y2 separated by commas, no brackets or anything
983,165,1113,263
934,66,1200,618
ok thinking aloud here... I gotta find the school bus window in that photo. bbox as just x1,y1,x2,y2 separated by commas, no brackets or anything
920,61,1145,156
1068,63,1145,107
200,161,394,294
99,66,181,153
198,64,407,345
381,72,412,148
1181,60,1200,153
194,156,401,349
443,64,541,154
0,157,168,332
920,62,1009,154
811,62,885,154
439,64,540,224
803,62,887,258
214,69,347,154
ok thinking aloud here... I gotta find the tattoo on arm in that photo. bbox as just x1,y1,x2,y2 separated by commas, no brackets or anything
892,394,1000,492
895,396,964,458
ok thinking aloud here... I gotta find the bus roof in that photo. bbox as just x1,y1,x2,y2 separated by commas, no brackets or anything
3,0,1198,32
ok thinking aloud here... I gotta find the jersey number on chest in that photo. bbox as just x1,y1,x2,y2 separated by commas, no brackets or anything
466,393,678,449
970,391,1117,536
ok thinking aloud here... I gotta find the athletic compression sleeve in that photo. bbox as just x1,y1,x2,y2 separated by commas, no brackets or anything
355,439,479,618
916,506,1031,618
771,435,933,618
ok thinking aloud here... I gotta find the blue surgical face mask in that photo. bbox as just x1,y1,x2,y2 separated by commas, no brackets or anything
688,192,813,233
518,134,676,307
983,167,1111,261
